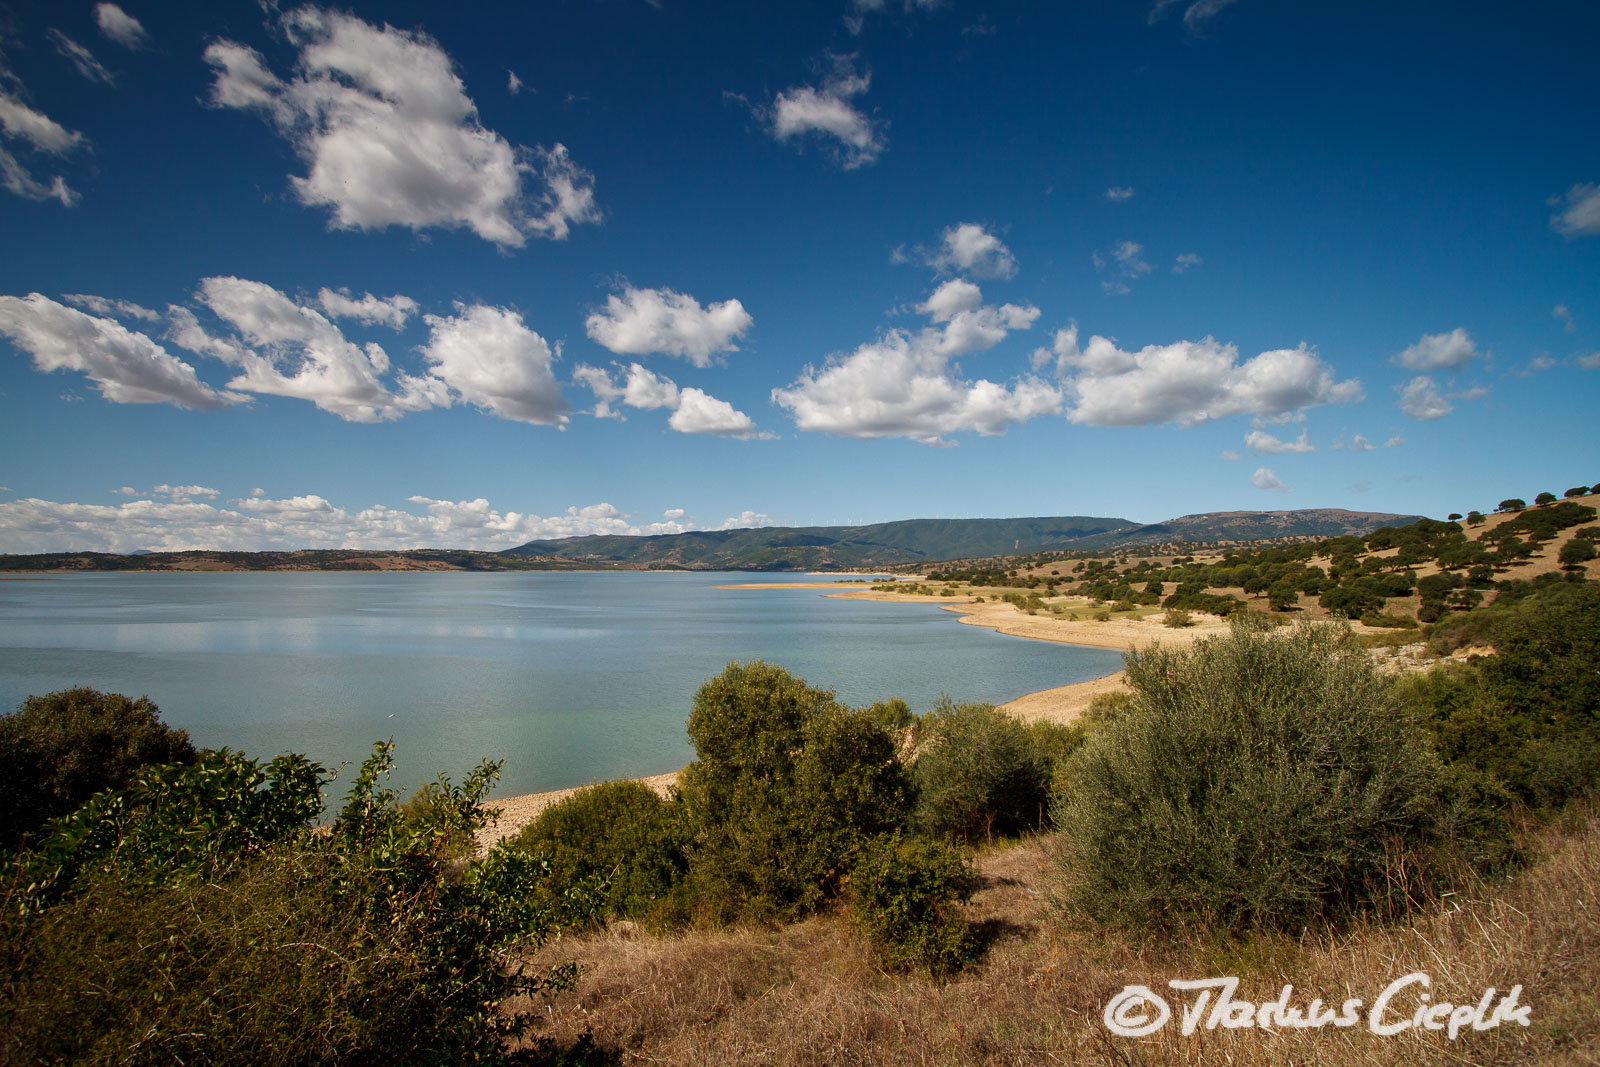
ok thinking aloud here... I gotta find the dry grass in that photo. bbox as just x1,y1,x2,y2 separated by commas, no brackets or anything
513,808,1600,1065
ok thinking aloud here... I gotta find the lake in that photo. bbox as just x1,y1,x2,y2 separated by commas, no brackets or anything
0,572,1124,799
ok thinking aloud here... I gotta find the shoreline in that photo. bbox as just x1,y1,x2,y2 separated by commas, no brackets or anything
478,589,1228,849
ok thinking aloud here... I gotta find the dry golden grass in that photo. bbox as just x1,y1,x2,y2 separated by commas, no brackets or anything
514,807,1600,1065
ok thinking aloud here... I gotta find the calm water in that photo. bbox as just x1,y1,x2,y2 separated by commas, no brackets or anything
0,572,1124,798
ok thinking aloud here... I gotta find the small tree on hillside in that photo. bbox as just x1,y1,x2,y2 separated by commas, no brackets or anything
1535,492,1557,506
1566,487,1590,499
1559,538,1597,570
1497,499,1526,512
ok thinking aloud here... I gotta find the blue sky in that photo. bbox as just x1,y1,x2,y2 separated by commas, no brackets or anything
0,0,1596,552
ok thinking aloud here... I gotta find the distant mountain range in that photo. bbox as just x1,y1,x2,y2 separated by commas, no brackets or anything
0,508,1429,573
503,508,1427,570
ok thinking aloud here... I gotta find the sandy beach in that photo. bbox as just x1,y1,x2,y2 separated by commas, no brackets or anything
475,589,1225,849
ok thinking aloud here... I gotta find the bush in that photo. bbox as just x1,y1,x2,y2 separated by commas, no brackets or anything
675,661,913,922
1054,619,1441,929
1163,608,1194,628
1360,609,1419,629
1,742,584,1064
911,700,1056,841
512,779,688,925
0,688,198,851
848,833,976,975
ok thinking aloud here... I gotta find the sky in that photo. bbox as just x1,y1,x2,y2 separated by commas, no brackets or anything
0,0,1596,553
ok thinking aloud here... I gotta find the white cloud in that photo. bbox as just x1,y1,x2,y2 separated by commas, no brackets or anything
96,4,150,49
48,31,114,84
773,282,1049,444
584,285,752,367
152,484,219,503
1043,327,1363,427
204,9,599,246
0,491,805,552
1341,433,1397,452
767,54,885,169
1553,305,1575,333
1397,375,1452,420
772,333,1059,445
1173,252,1203,273
710,510,779,531
1220,450,1240,461
1575,352,1600,371
928,222,1017,279
317,288,418,329
188,276,417,422
1448,385,1490,401
1105,186,1135,202
1251,467,1290,493
1245,428,1314,454
61,293,160,321
573,361,761,437
1151,0,1240,30
507,69,524,95
419,304,568,426
1095,240,1152,295
1550,182,1600,237
0,293,235,409
1392,328,1483,371
669,388,758,437
0,90,85,205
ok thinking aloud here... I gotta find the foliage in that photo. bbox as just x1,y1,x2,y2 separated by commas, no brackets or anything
512,779,689,925
0,688,198,852
848,833,976,976
1163,607,1194,627
1,741,589,1065
675,661,913,922
1054,619,1441,929
911,700,1057,841
1559,537,1596,569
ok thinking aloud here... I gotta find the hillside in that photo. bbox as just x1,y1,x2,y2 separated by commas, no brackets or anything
502,515,1140,570
502,509,1423,570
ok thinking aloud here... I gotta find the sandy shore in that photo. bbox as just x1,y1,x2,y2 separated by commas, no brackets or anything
475,591,1228,849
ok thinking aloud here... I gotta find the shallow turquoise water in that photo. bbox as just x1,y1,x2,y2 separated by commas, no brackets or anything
0,572,1124,798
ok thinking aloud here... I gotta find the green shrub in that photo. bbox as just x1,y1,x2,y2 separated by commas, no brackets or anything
0,688,198,851
1,741,586,1064
1054,619,1441,929
512,779,688,925
848,833,976,976
676,661,913,922
911,700,1056,841
1360,610,1419,629
1163,607,1194,628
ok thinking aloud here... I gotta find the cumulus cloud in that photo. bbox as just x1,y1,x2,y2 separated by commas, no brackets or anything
1105,186,1135,202
1397,375,1451,420
317,288,418,329
1550,182,1600,237
1251,467,1290,493
0,90,85,205
1173,252,1203,273
185,276,419,422
47,31,114,84
584,285,753,367
1039,325,1363,427
96,4,150,49
1392,328,1483,371
927,222,1017,279
767,54,885,169
772,282,1051,444
419,304,568,426
204,8,599,246
1553,305,1575,333
1577,352,1600,371
0,492,720,553
0,293,235,409
573,362,761,437
1245,428,1314,454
